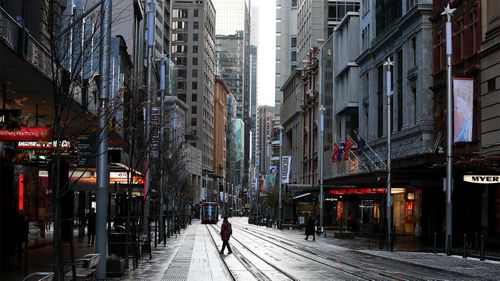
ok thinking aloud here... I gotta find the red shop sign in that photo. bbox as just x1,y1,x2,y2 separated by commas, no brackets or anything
0,127,50,141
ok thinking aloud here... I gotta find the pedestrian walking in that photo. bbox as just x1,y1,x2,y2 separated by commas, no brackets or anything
86,207,96,245
305,216,315,241
220,216,233,255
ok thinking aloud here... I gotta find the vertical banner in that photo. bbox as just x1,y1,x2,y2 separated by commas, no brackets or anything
281,156,292,184
453,78,473,142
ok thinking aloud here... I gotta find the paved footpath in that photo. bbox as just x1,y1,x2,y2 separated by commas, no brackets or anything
113,222,231,281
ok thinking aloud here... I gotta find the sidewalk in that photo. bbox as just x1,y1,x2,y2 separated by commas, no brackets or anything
112,221,231,281
0,224,191,281
1,227,97,281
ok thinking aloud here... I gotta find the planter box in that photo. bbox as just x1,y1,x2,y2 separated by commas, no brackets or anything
106,258,125,277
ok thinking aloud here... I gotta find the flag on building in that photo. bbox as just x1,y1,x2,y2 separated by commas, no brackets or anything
332,143,339,162
344,137,352,161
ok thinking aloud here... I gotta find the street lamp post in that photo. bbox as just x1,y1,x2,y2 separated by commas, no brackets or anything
95,0,112,279
278,126,283,229
158,54,167,245
317,38,326,237
384,57,394,252
319,105,325,237
442,3,456,255
144,0,156,238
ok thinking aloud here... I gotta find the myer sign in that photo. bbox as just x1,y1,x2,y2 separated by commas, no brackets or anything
463,175,500,184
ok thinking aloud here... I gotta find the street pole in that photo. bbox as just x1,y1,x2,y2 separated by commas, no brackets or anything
442,3,455,255
95,0,111,279
159,54,167,245
318,40,325,237
319,105,325,237
384,57,394,252
144,0,155,238
278,126,283,229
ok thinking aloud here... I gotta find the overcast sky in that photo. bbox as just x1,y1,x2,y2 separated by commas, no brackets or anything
253,0,276,106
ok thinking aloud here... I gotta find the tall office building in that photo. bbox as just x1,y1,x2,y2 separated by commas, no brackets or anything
213,0,250,199
250,45,258,167
172,0,217,187
275,0,298,112
256,106,275,176
213,0,248,119
153,0,172,57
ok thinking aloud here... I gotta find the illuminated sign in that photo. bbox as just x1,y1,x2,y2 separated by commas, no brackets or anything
0,127,50,141
109,172,144,185
18,173,24,210
16,140,71,149
39,170,49,177
328,188,386,195
464,175,500,184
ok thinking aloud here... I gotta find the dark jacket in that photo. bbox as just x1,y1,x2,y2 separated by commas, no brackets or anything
305,217,315,235
221,220,232,241
87,212,96,234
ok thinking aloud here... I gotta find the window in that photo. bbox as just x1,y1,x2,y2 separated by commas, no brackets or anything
172,45,187,54
178,94,186,102
291,37,297,48
193,45,198,53
377,65,384,138
192,57,198,65
191,118,197,126
193,22,199,29
194,9,199,17
376,0,402,34
192,94,197,101
192,69,198,77
397,50,403,131
178,69,187,78
174,57,187,66
488,78,496,92
172,21,188,30
193,33,198,41
192,81,198,90
172,9,188,18
177,81,187,90
192,106,197,114
410,37,416,68
172,33,188,42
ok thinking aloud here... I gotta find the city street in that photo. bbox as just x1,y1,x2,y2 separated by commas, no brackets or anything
112,217,500,281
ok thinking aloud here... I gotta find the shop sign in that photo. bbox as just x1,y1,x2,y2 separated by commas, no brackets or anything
0,109,21,129
16,139,71,149
463,175,500,184
77,135,96,168
38,170,49,177
328,188,386,195
0,126,50,141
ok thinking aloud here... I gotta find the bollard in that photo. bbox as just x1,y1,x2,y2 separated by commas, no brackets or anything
480,234,485,261
463,234,467,258
433,232,437,254
475,232,478,254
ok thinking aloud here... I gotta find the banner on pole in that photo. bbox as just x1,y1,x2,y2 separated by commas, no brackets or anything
281,156,292,184
453,78,473,143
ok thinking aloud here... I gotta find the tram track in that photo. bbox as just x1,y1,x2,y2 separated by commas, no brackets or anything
227,223,388,281
232,222,476,281
206,224,296,281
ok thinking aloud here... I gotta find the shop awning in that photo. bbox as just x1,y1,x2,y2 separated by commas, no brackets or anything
293,193,311,200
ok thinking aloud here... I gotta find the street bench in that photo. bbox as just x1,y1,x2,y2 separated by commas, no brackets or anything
22,272,54,281
64,253,100,281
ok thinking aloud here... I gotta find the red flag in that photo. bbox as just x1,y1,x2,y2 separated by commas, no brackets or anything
332,143,339,162
344,137,352,161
